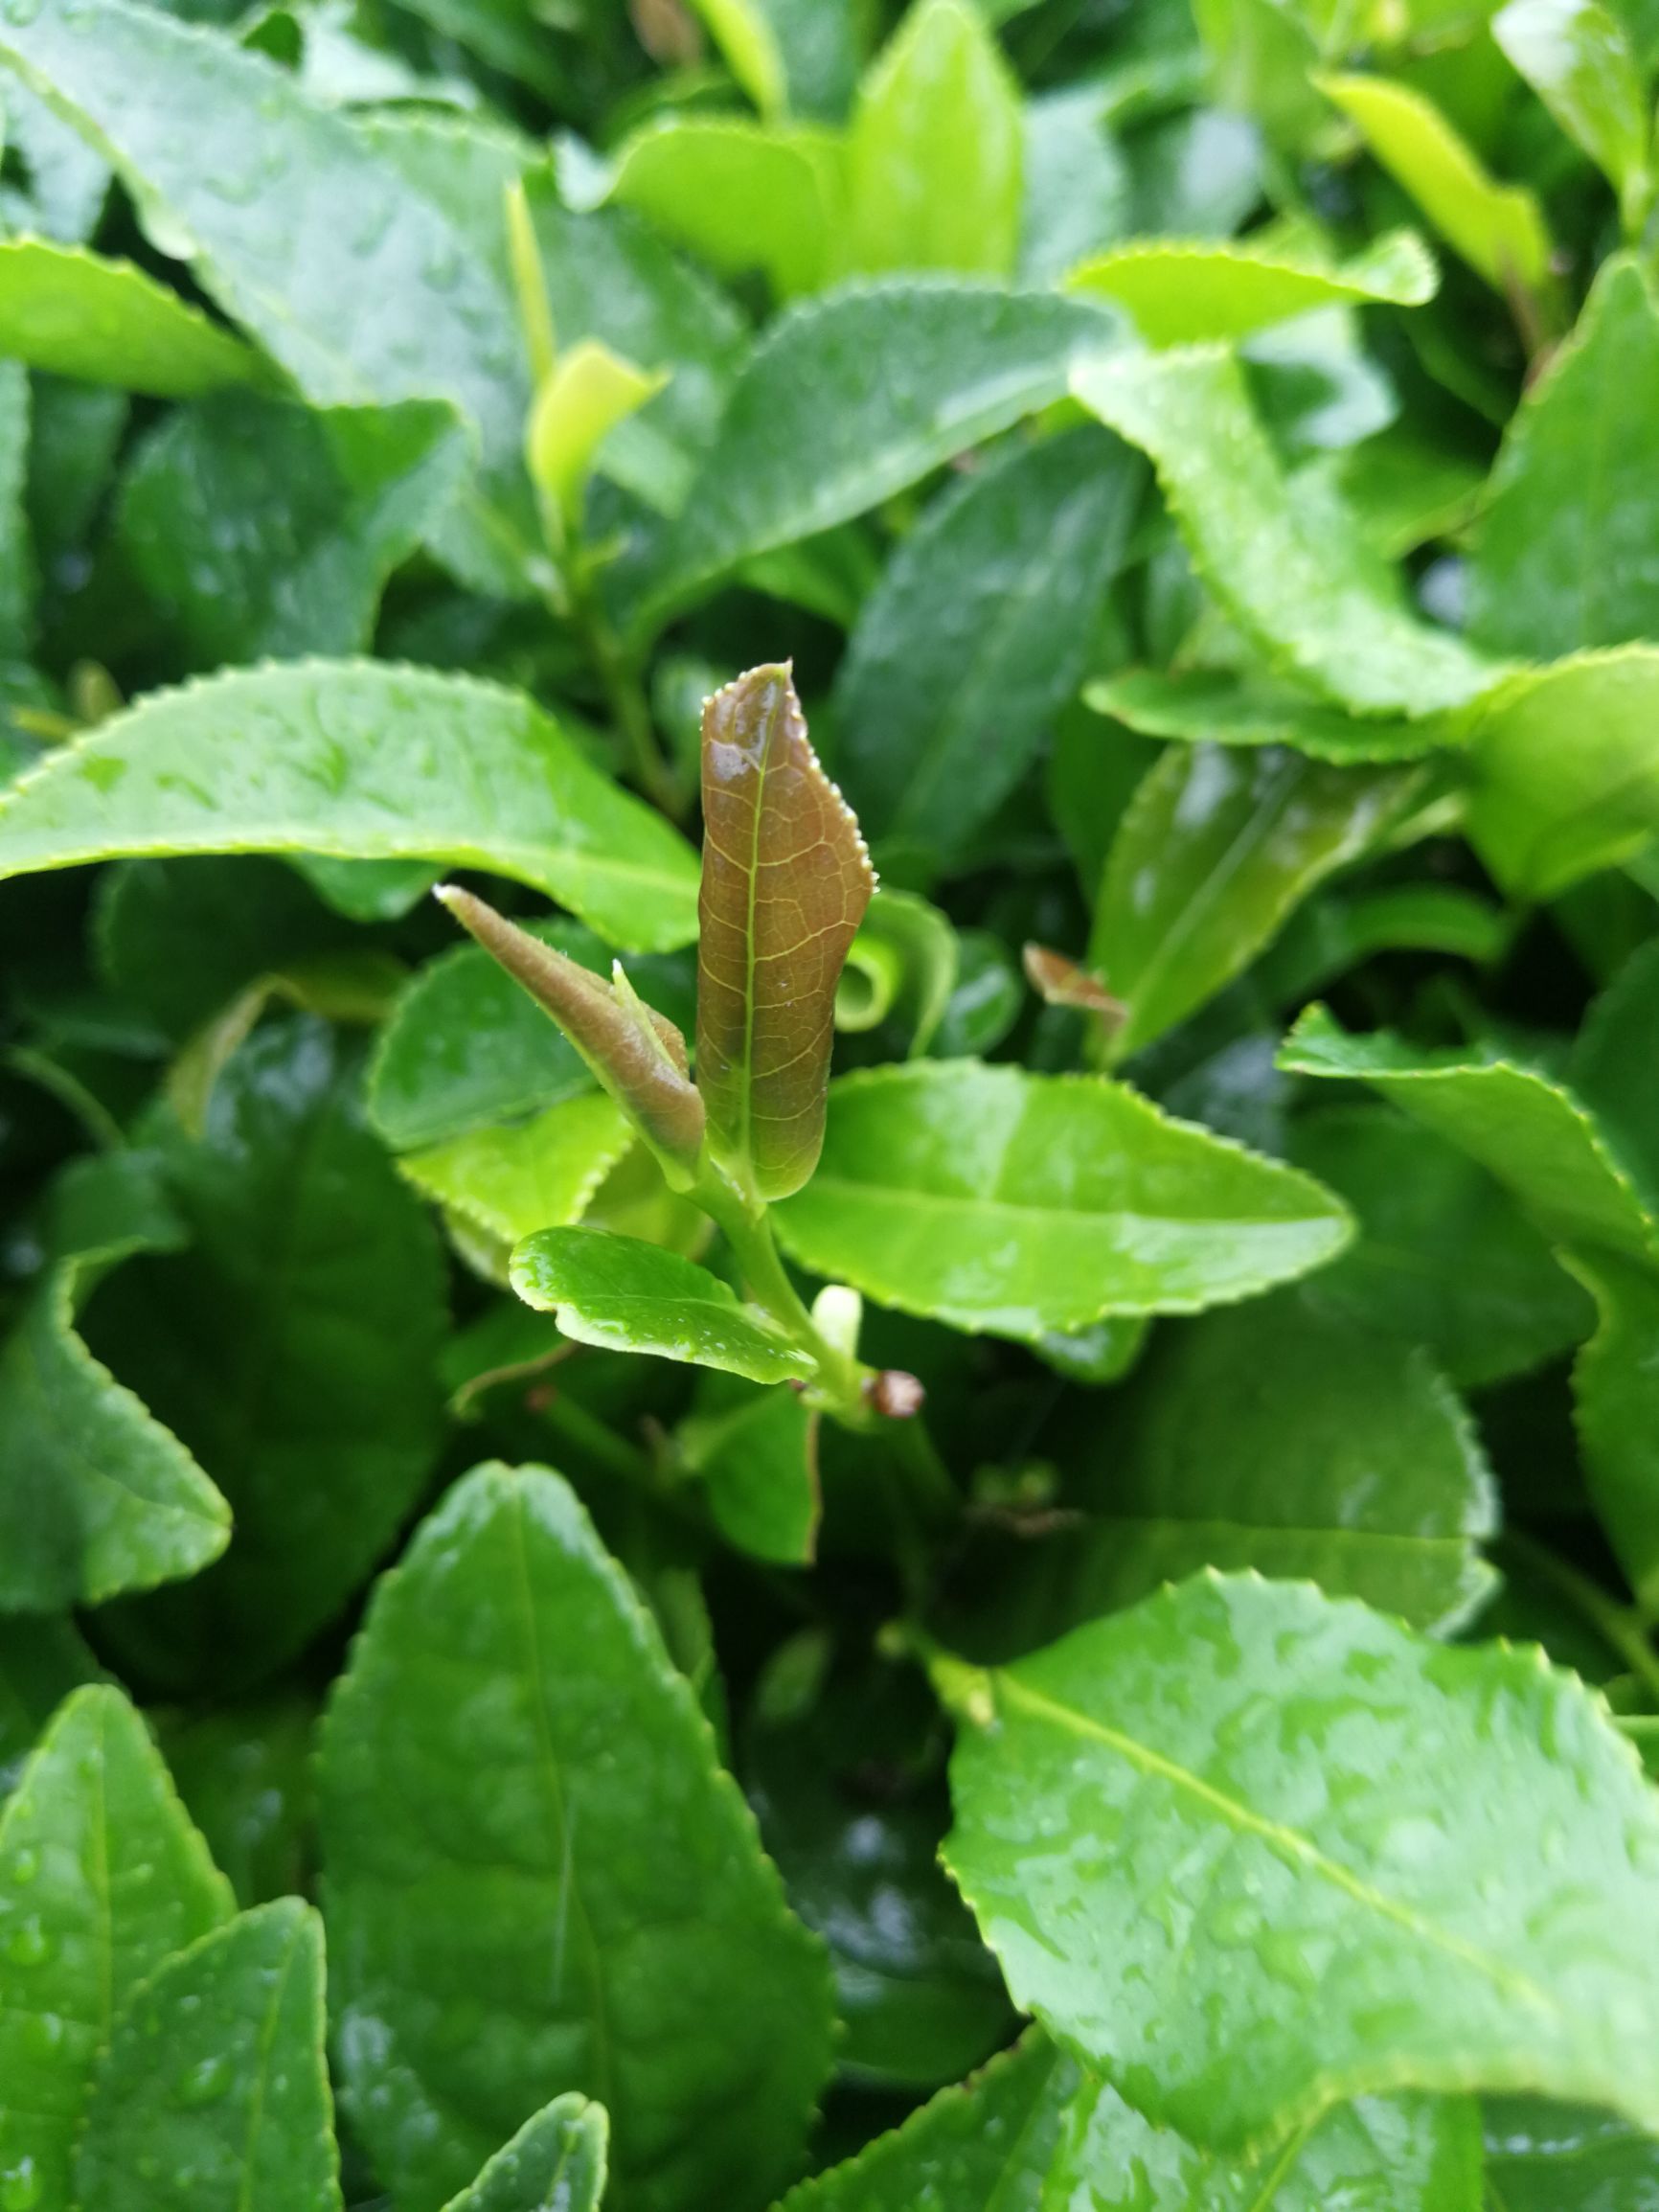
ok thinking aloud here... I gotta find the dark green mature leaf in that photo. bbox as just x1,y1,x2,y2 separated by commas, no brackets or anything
944,1574,1659,2153
1072,346,1494,716
1084,668,1436,764
1574,937,1659,1214
1468,258,1659,660
1566,1252,1659,1611
1493,0,1651,214
1053,2075,1483,2210
0,661,701,952
1289,1106,1594,1388
0,238,261,396
319,1462,834,2212
513,1226,814,1383
1484,2096,1659,2209
0,0,535,590
773,1062,1351,1338
85,1018,445,1692
0,1617,99,1797
1066,229,1438,344
841,0,1022,280
1460,649,1659,897
161,1698,316,1908
1015,1288,1496,1637
775,2032,1075,2211
0,1685,234,2208
0,1166,230,1614
1281,1007,1658,1263
644,284,1123,624
829,426,1143,877
0,362,34,658
117,394,468,667
442,2097,608,2212
76,1898,340,2212
1092,745,1420,1057
697,664,875,1200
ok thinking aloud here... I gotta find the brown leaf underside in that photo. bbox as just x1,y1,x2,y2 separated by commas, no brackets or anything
697,665,875,1200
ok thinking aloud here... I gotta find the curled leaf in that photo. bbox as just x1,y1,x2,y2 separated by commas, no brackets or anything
435,885,705,1172
697,665,875,1200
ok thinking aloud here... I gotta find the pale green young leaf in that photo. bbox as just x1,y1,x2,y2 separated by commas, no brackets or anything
0,1685,234,2210
945,1574,1659,2152
1065,228,1438,344
1493,0,1650,216
772,1061,1352,1341
840,0,1023,280
1072,347,1495,716
688,0,787,114
440,2096,608,2212
835,889,958,1057
1468,258,1659,660
0,660,701,952
1091,745,1421,1057
1084,668,1440,764
1279,1006,1658,1263
117,395,468,668
512,1227,815,1384
318,1462,834,2212
1318,73,1554,294
527,340,667,531
1289,1106,1594,1388
0,237,261,396
402,1095,634,1256
76,1900,339,2212
644,284,1122,626
1457,649,1659,899
608,117,840,298
830,425,1143,877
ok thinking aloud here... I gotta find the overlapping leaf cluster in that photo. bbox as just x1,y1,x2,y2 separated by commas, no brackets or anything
3,0,1659,2203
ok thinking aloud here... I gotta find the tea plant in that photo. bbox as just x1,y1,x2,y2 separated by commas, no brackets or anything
1,0,1658,2205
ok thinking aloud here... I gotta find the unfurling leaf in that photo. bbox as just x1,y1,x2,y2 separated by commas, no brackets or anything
526,338,669,536
697,664,875,1200
435,885,705,1173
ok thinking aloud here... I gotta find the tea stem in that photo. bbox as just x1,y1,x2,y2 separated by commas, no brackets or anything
1500,1529,1659,1703
566,550,684,819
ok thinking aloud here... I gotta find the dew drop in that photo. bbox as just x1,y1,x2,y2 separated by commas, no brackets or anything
6,1920,50,1968
175,2054,232,2109
0,2158,41,2211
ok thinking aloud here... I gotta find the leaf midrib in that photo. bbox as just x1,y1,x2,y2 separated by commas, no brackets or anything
994,1670,1558,2018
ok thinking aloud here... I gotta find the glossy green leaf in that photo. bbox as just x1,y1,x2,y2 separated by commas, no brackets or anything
772,1061,1352,1340
1566,1252,1659,1611
0,237,260,396
836,889,958,1057
1084,668,1437,764
1280,1005,1658,1263
1493,0,1650,216
116,394,467,667
697,665,875,1200
0,660,701,953
944,1573,1659,2152
679,1380,820,1563
1052,2075,1483,2210
512,1226,814,1383
1483,2096,1659,2209
76,1898,339,2212
441,2096,608,2212
318,1461,834,2212
0,1684,233,2210
403,1095,634,1253
1072,346,1495,717
689,0,786,114
527,340,667,532
608,116,839,297
0,1183,230,1614
1289,1106,1594,1387
84,1018,446,1693
0,1617,100,1798
1573,936,1659,1214
0,0,535,591
645,284,1122,624
775,2032,1074,2211
1091,744,1420,1057
829,425,1143,877
1318,73,1554,295
841,0,1022,280
1042,1287,1497,1634
1065,229,1437,344
1468,259,1659,661
746,1661,1013,2088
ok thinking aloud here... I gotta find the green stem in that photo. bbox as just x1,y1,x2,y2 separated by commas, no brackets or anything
564,547,684,820
1499,1529,1659,1704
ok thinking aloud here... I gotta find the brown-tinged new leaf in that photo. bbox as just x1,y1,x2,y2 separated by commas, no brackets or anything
697,665,875,1200
435,886,705,1170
